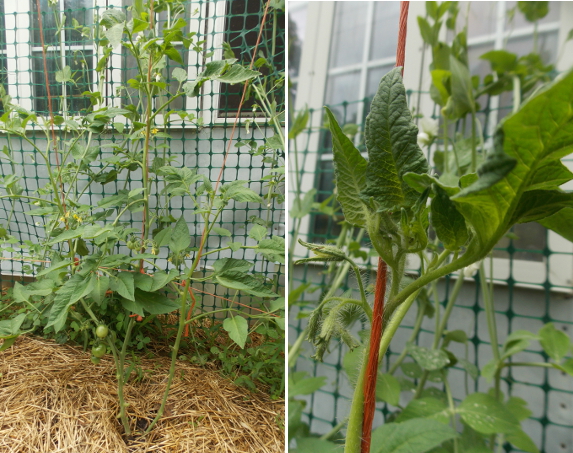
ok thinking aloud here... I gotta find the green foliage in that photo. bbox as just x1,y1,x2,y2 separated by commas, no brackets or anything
0,0,284,436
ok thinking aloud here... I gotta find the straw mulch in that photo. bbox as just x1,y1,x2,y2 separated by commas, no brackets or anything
0,336,284,453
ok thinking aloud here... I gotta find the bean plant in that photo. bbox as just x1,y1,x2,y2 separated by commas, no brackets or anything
290,2,573,453
0,0,284,436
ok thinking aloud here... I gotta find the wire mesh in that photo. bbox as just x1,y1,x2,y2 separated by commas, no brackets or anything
0,0,285,319
289,93,573,451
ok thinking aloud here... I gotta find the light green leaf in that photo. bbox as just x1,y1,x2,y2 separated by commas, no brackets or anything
292,437,340,453
105,22,124,49
36,260,73,277
257,236,285,264
110,272,135,301
55,66,72,83
401,361,424,379
47,274,95,332
212,227,232,237
506,396,532,422
457,358,479,380
169,216,191,254
212,258,253,274
457,393,520,435
506,429,540,453
395,397,450,424
517,1,549,22
525,159,573,191
223,316,248,348
46,227,86,245
288,108,309,139
443,55,474,120
538,322,571,362
452,71,573,258
290,188,316,218
215,271,279,298
289,371,327,397
214,64,259,84
361,67,429,211
90,275,109,305
408,344,450,371
480,50,518,73
538,207,573,242
223,181,262,203
0,313,27,337
248,224,268,241
370,418,459,453
325,107,369,227
376,373,401,406
172,67,188,83
431,185,468,250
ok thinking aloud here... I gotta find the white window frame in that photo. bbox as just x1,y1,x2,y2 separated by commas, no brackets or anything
292,1,573,292
3,0,278,129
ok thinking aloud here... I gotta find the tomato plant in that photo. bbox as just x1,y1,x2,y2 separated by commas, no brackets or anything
290,2,573,453
0,0,285,436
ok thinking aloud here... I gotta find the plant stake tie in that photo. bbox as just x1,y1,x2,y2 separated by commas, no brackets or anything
361,3,409,452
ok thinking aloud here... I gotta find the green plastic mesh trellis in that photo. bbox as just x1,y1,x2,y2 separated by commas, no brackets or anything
0,0,285,320
289,92,573,452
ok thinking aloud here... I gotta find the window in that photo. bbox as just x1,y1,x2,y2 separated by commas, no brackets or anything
0,0,7,112
1,0,284,126
31,0,95,114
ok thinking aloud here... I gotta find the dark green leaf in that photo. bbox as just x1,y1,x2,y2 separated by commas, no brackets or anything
506,429,540,453
110,272,135,301
325,107,369,226
480,50,518,73
47,274,95,332
431,185,468,250
120,289,180,316
538,207,573,242
361,68,429,211
90,275,109,304
215,271,279,298
517,1,549,22
169,216,191,254
212,258,253,274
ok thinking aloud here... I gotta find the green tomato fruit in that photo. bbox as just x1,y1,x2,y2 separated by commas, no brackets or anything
92,344,106,358
90,355,101,364
95,325,109,339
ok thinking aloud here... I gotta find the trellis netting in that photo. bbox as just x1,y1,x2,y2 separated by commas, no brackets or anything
289,94,573,452
0,0,285,318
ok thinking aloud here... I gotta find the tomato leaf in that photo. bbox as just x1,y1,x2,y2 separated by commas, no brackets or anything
47,274,95,332
431,185,468,250
370,418,459,453
110,272,135,301
120,289,179,316
457,393,520,435
325,107,369,227
169,216,191,254
361,67,429,212
222,316,248,348
538,322,571,362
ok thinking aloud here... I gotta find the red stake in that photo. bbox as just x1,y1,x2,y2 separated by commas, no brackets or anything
361,258,388,453
361,3,409,453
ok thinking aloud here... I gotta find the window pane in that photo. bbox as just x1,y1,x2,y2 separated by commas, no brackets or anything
324,71,360,125
288,2,307,80
505,1,560,30
329,2,369,69
64,0,94,43
218,0,285,117
366,65,394,99
494,222,546,262
0,0,6,51
66,50,93,112
457,1,499,39
32,51,63,113
31,0,59,46
369,2,399,61
32,50,92,114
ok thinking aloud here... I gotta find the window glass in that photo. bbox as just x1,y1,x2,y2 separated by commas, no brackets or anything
324,71,360,125
505,1,560,30
366,64,394,98
328,2,369,69
369,2,399,61
218,0,285,117
288,2,307,80
31,0,94,114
